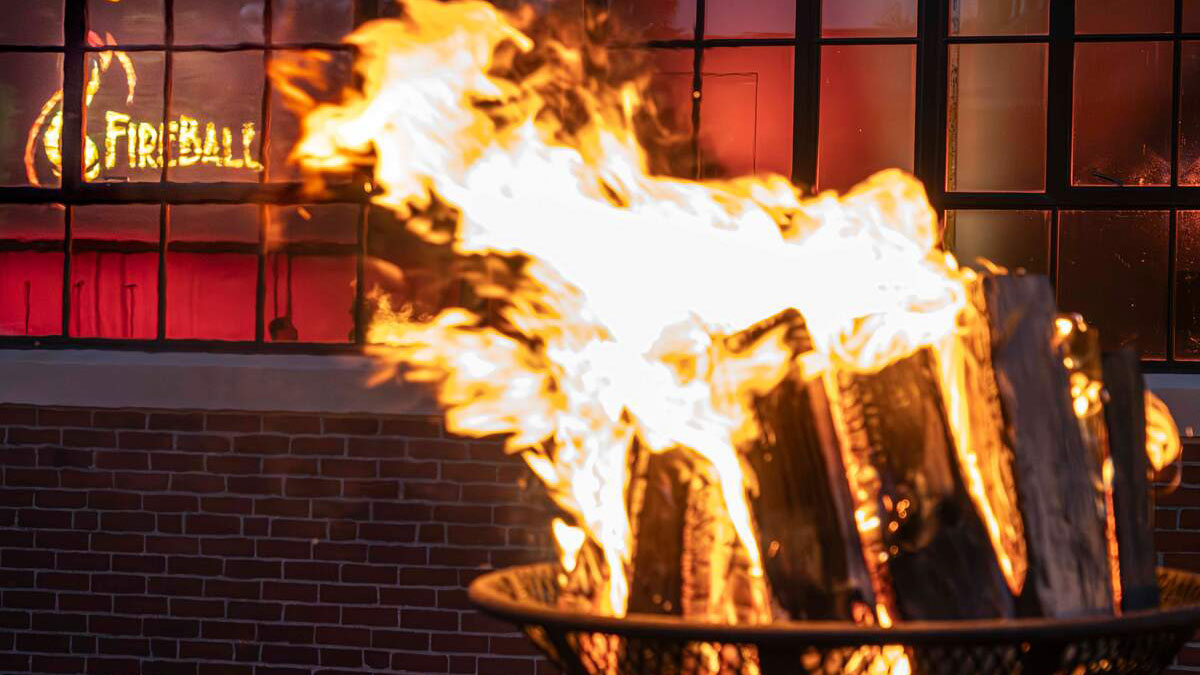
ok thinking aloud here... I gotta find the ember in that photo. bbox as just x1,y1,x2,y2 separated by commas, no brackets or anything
283,0,1188,671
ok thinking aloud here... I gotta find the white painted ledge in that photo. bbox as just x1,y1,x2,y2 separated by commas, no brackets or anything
0,349,439,416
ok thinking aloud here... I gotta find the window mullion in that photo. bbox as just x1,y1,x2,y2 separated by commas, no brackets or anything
792,0,821,189
914,0,948,210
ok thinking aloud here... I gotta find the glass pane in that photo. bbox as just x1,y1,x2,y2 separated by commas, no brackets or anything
0,52,65,187
705,0,794,38
273,0,356,44
265,253,355,343
267,50,354,182
699,47,793,179
607,0,696,41
70,252,158,339
1058,210,1169,359
0,1,63,45
0,251,63,336
949,0,1048,36
166,253,256,340
89,0,164,45
1180,43,1200,185
817,45,915,192
1077,0,1173,34
0,204,66,241
268,204,358,244
169,51,265,183
947,44,1047,192
175,0,264,46
822,0,917,37
366,207,459,323
85,51,165,184
1175,212,1200,359
947,210,1050,275
1187,0,1200,32
1072,42,1172,187
73,204,159,242
171,204,259,243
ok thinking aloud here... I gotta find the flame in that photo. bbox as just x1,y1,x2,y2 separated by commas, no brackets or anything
1146,391,1181,473
296,0,1014,621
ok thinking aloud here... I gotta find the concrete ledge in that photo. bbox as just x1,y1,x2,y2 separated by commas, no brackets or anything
0,349,439,416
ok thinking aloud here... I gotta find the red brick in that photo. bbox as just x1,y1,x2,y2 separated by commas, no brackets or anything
0,609,30,630
408,439,470,461
200,537,254,557
16,631,73,652
322,416,379,435
229,600,283,621
5,467,60,487
234,434,291,455
467,441,508,462
320,583,377,604
32,610,87,632
178,641,233,660
150,452,205,472
18,508,73,529
368,545,427,566
168,555,223,576
460,611,519,633
404,482,460,502
204,579,261,600
313,542,367,562
59,593,112,612
36,407,91,426
478,657,535,675
373,502,433,523
1156,531,1200,551
56,551,110,571
2,548,54,568
143,617,200,638
399,567,460,586
429,547,490,567
341,607,398,627
380,417,442,438
206,455,262,475
205,413,260,433
322,458,377,478
315,626,372,648
253,498,309,517
8,427,61,445
37,571,89,590
263,415,321,434
432,633,489,654
32,656,86,674
185,513,241,535
0,405,37,425
114,471,169,491
285,477,340,498
93,411,146,430
461,484,521,504
284,604,340,624
263,457,319,475
149,413,205,431
392,652,450,673
312,499,370,520
60,469,112,489
148,575,204,597
118,431,173,450
442,462,500,482
225,559,282,579
170,473,226,494
262,644,320,666
258,623,315,645
100,511,156,532
200,619,254,640
113,554,166,573
270,519,326,539
401,610,460,634
342,564,397,585
91,573,147,594
371,630,430,651
376,460,436,480
291,436,344,455
380,587,436,607
256,539,312,560
263,581,318,603
319,647,363,668
113,594,168,615
61,429,115,448
347,437,401,458
0,488,35,506
283,561,339,581
37,446,94,468
146,535,199,555
227,476,284,495
341,479,397,499
175,434,231,453
170,598,225,618
92,533,145,553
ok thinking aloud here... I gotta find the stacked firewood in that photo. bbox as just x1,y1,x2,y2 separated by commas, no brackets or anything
616,270,1161,630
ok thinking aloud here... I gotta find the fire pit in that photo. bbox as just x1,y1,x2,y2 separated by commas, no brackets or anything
470,563,1200,675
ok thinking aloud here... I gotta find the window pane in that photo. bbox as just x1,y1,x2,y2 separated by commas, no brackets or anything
166,253,256,340
85,51,165,184
699,47,793,179
71,252,158,339
366,207,460,322
265,254,355,343
817,45,915,192
705,0,794,38
268,50,354,182
1175,212,1200,359
0,0,63,45
1058,210,1169,359
0,53,64,187
175,0,264,46
949,0,1048,36
74,204,159,242
169,51,265,183
273,0,355,44
1072,42,1172,187
1077,0,1173,34
1180,43,1200,185
0,204,64,337
607,0,696,41
947,44,1046,192
1187,0,1200,32
822,0,917,37
268,204,358,244
89,0,164,45
171,204,259,243
948,210,1050,275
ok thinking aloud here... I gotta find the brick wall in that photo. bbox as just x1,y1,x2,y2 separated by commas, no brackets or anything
1156,440,1200,674
0,403,556,675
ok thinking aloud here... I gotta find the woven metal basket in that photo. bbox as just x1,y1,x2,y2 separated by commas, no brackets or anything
469,563,1200,674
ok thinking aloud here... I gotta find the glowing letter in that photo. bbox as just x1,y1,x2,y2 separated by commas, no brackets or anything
221,126,243,168
242,123,263,171
201,122,222,166
104,111,130,170
137,122,159,169
177,115,202,167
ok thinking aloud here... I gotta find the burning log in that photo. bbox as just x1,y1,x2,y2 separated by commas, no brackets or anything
828,349,1015,621
981,273,1113,616
1102,349,1159,612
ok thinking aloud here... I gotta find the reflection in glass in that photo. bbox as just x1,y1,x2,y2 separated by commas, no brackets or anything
0,53,65,187
171,204,259,243
0,0,63,45
273,0,355,43
84,51,165,184
268,50,354,182
948,210,1050,275
706,0,794,39
265,254,355,343
817,45,915,192
170,51,265,183
73,204,159,242
1175,212,1200,359
822,0,917,37
175,0,264,46
1058,210,1169,359
947,44,1046,192
268,204,359,244
1077,0,1173,34
0,204,66,241
607,0,695,41
949,0,1048,36
1072,42,1172,187
699,47,794,179
1180,44,1200,185
89,0,164,45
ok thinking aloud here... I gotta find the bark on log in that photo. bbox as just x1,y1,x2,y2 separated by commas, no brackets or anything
746,371,875,621
830,349,1014,620
1102,348,1159,612
982,273,1113,616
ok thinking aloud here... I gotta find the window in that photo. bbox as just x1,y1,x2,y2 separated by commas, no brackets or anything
2,1,1199,369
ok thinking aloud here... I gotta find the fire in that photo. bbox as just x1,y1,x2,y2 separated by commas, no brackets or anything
289,0,1176,640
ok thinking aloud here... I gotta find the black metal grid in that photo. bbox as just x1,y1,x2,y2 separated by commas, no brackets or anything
2,0,1199,367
